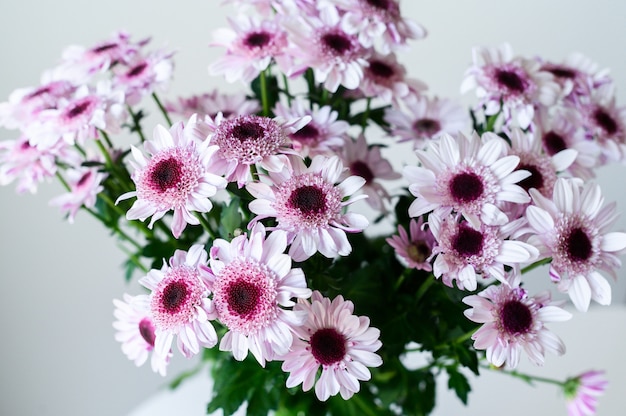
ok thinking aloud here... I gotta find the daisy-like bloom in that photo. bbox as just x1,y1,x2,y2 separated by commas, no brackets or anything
247,155,369,262
273,100,349,158
385,217,436,271
113,293,170,376
403,132,531,228
384,95,469,150
463,282,572,368
564,370,608,416
581,84,626,164
460,43,561,129
49,163,107,223
429,214,538,291
165,90,259,121
113,49,174,105
117,115,227,238
280,290,382,401
284,5,368,92
209,15,292,84
206,113,310,187
525,178,626,311
205,223,311,366
139,244,217,359
357,51,427,103
327,0,426,53
338,134,401,211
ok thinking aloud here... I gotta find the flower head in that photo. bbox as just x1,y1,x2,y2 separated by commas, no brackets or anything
280,290,382,401
49,163,107,223
165,90,259,121
564,370,608,416
386,217,436,271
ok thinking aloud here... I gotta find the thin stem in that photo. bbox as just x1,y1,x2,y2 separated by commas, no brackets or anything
259,69,270,117
481,363,565,387
55,171,71,192
361,97,372,133
521,257,552,274
414,273,436,303
195,212,216,239
152,92,173,126
281,74,292,106
100,129,115,149
127,104,147,142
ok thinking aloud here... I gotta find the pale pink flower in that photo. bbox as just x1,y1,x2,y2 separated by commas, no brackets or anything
165,90,259,121
463,282,572,368
403,132,530,227
205,223,311,366
461,43,561,129
209,15,292,84
273,100,349,158
384,95,469,149
206,113,310,187
117,115,227,238
0,136,62,194
564,370,608,416
385,217,436,271
113,293,170,376
113,49,174,105
280,290,382,401
339,134,401,211
525,178,626,311
49,164,107,223
539,53,611,103
358,51,427,103
581,84,626,163
139,245,218,359
247,155,369,261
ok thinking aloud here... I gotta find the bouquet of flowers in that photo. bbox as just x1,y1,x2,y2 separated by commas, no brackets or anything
1,1,622,415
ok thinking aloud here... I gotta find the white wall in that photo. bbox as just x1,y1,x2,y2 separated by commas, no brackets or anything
1,1,625,415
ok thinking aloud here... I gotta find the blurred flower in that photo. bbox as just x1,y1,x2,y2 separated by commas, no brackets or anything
564,370,608,416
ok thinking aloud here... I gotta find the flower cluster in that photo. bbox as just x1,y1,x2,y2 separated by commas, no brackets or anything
1,1,623,415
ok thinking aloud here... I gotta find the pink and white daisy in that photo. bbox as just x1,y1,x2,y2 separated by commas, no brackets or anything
463,282,572,368
564,370,608,416
403,131,531,227
113,49,174,105
461,43,561,129
525,178,626,311
338,134,401,211
205,223,311,366
206,113,310,187
284,6,368,92
358,51,427,103
49,163,107,223
429,214,538,291
385,217,436,271
247,155,369,261
117,115,227,238
273,100,349,158
209,15,292,84
384,95,469,150
139,245,217,359
280,290,382,401
165,90,260,121
581,84,626,164
113,293,170,376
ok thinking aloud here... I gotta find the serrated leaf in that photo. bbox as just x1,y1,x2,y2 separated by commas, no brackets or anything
446,367,472,405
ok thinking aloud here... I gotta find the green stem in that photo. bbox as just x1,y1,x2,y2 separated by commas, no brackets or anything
127,105,147,142
152,92,173,126
195,212,216,239
482,364,565,387
55,171,71,192
350,393,380,416
361,97,372,132
259,69,270,117
521,257,552,274
99,129,115,149
281,74,292,106
414,274,436,303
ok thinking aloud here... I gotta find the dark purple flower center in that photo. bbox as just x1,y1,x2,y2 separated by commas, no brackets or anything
289,185,326,214
566,227,593,262
413,118,441,136
65,100,92,119
500,300,533,335
26,86,51,100
227,280,260,316
231,121,265,141
350,161,374,183
161,281,188,313
408,242,431,263
150,158,182,192
368,60,395,79
593,107,618,135
76,171,92,188
517,163,543,192
310,327,347,365
452,225,484,256
292,124,320,141
322,32,353,56
449,171,484,203
138,317,156,346
244,31,271,48
495,69,526,94
547,66,577,79
542,131,567,156
92,43,118,54
127,62,148,78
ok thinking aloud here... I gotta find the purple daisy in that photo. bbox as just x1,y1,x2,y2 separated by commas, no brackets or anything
49,163,107,223
564,370,608,416
385,217,436,271
165,90,259,121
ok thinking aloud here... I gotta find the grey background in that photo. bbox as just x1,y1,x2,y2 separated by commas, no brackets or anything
1,1,625,415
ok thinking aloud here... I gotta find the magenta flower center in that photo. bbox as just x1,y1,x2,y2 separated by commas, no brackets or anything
310,327,347,366
408,242,431,263
226,280,261,317
542,131,567,156
546,66,577,80
151,266,206,331
138,317,156,347
292,124,320,142
244,31,271,48
517,163,543,192
368,60,395,79
350,161,374,184
150,157,182,192
500,300,533,335
593,107,618,135
495,69,526,94
161,281,189,312
452,225,484,256
566,227,593,262
289,185,326,214
366,0,391,10
322,32,353,56
65,100,92,119
92,43,118,54
449,172,484,203
232,121,265,141
127,62,148,78
413,118,441,136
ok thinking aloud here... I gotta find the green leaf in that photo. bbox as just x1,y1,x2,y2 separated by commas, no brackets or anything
446,366,472,405
218,197,244,239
